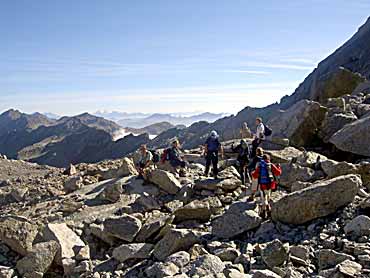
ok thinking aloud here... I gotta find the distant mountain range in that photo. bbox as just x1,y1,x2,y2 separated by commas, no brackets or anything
116,112,229,128
0,109,149,167
125,122,186,136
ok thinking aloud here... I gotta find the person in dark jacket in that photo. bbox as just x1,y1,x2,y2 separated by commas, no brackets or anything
204,130,223,179
168,140,187,176
232,139,250,185
247,147,264,201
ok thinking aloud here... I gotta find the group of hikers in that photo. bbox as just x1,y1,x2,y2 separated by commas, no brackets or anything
135,117,281,218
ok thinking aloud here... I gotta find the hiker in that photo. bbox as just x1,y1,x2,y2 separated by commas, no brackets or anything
252,154,282,218
167,139,187,176
204,130,224,179
247,147,264,201
240,122,252,139
231,139,250,185
136,144,153,180
251,117,265,158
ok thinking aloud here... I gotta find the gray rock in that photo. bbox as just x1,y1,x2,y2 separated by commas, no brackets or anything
165,251,191,268
212,202,261,239
344,215,370,237
318,249,355,270
271,174,361,225
112,243,154,263
64,176,83,193
43,223,86,264
98,178,126,202
268,100,327,147
330,114,370,157
136,213,174,242
174,199,212,222
319,113,357,142
250,269,282,278
279,163,315,190
0,216,38,256
153,228,202,261
186,254,225,277
145,262,179,278
103,214,142,242
149,169,182,194
261,239,289,269
16,241,59,277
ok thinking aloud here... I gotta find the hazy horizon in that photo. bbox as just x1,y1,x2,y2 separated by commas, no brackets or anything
1,1,370,115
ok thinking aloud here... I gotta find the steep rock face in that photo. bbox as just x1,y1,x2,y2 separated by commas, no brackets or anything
268,100,327,147
329,114,370,157
280,17,370,109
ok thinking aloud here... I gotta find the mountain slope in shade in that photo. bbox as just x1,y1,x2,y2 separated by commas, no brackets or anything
0,110,149,167
125,122,186,136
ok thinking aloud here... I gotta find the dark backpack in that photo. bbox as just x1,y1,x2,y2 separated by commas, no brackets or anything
264,125,272,136
149,150,161,164
207,137,220,152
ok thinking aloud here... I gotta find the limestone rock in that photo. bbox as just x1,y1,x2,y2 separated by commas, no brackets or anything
0,216,38,256
261,239,289,269
330,114,370,157
103,214,142,242
344,215,370,237
174,199,212,222
64,176,83,193
271,174,361,224
43,223,86,264
318,249,355,270
112,243,154,263
149,169,182,194
153,228,202,261
16,241,59,277
268,100,327,147
186,254,225,277
212,202,261,239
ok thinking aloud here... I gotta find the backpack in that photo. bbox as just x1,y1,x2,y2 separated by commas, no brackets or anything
258,160,274,184
160,148,170,163
264,125,272,137
149,150,161,164
207,137,220,152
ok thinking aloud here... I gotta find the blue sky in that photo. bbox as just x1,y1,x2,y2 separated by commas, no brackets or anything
1,0,369,115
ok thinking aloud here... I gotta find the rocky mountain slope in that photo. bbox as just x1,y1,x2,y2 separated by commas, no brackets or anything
1,138,370,277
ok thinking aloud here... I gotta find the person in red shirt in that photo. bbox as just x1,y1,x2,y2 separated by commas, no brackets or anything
252,154,282,218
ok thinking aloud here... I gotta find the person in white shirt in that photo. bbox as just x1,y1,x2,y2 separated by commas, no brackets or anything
251,117,265,157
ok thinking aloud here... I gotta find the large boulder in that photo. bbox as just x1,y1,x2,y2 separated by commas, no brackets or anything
321,159,358,178
271,174,361,225
319,113,357,142
279,163,315,190
112,243,154,263
268,100,327,147
330,114,370,157
100,157,138,180
211,202,262,239
98,177,126,202
149,169,182,194
103,214,142,242
43,223,86,264
16,241,59,277
174,199,212,222
0,216,39,256
153,228,202,261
